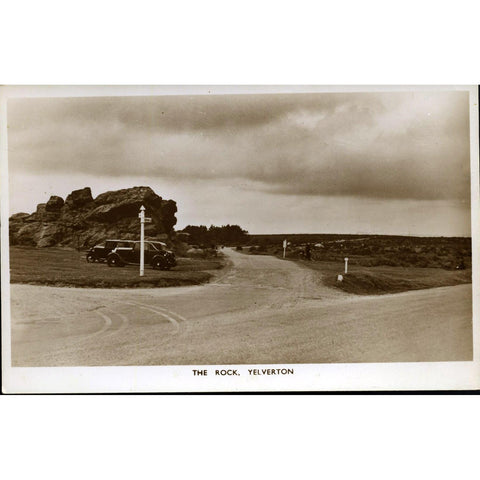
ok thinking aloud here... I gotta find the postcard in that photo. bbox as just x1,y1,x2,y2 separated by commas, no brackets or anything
1,85,478,392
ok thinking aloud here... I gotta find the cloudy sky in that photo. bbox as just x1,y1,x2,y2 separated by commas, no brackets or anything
7,89,472,236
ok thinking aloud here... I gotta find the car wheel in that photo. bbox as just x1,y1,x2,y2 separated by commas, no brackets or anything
153,258,165,270
107,255,122,267
86,254,95,263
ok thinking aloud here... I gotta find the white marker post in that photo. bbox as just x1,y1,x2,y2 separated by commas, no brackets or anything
139,205,145,276
283,239,287,259
344,257,349,274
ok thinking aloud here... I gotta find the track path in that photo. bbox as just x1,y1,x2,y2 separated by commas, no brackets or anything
10,249,473,366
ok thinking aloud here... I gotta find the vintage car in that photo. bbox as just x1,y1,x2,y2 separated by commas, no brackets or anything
86,239,134,263
106,240,177,270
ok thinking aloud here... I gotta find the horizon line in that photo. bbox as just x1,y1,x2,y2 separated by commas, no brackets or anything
245,232,472,238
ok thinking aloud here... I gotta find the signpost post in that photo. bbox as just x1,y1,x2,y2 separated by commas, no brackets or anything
283,239,287,259
344,257,349,274
139,205,145,276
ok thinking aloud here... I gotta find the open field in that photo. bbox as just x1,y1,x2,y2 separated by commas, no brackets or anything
247,234,472,269
9,246,226,288
243,234,472,295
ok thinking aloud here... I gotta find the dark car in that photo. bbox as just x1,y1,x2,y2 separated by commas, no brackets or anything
86,239,133,263
106,240,177,270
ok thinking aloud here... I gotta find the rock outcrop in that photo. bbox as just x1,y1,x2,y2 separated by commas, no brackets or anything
65,187,93,208
9,186,177,248
46,195,65,211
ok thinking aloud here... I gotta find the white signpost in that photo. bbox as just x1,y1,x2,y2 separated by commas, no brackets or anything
139,205,145,276
283,239,287,259
344,257,349,274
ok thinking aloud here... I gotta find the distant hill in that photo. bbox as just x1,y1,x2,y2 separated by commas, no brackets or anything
9,186,177,248
247,233,471,245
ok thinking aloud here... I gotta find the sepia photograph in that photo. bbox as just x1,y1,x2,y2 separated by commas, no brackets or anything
1,85,478,392
3,5,480,480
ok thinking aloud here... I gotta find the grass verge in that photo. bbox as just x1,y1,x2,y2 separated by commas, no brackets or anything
293,259,471,295
9,246,225,288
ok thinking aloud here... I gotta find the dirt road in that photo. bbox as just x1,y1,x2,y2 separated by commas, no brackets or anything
10,249,473,366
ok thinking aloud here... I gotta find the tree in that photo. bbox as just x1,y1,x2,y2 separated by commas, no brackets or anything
181,224,248,246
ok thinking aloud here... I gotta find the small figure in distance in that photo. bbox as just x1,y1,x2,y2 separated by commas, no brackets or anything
456,259,466,270
305,243,312,261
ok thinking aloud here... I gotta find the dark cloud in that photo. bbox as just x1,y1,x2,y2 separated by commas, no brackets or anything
7,90,471,202
8,92,383,133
